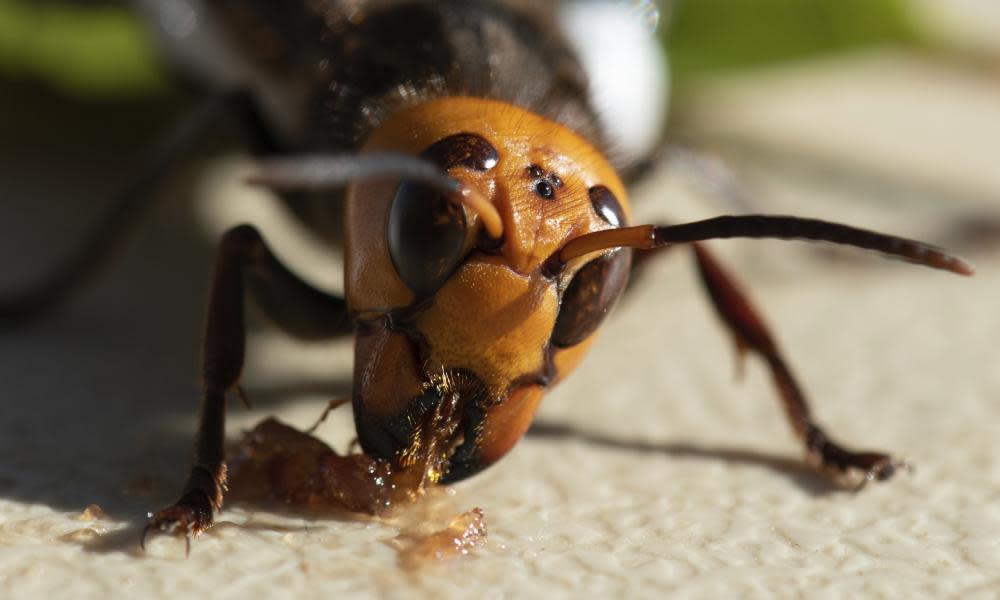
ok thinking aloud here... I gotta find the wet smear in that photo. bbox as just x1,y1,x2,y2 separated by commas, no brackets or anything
394,507,488,570
59,527,104,543
58,504,111,544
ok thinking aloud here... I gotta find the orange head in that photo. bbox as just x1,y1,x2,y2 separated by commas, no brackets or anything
345,98,632,481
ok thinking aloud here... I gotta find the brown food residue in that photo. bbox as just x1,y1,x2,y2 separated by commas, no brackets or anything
228,398,462,516
228,417,400,514
227,415,488,568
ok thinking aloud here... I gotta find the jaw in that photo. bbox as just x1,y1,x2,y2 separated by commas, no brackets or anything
354,367,548,484
353,364,486,480
352,256,559,481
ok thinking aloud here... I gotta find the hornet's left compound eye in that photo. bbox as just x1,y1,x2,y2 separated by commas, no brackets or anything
388,181,467,297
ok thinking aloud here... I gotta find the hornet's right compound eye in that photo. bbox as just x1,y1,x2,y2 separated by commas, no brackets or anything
388,181,468,298
388,132,501,298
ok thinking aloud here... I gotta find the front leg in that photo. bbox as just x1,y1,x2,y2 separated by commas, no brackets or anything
143,225,353,549
690,243,907,487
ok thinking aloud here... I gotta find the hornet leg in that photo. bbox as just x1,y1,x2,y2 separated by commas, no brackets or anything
143,224,353,550
690,243,906,486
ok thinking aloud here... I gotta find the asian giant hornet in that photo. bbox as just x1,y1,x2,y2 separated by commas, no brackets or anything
0,0,973,548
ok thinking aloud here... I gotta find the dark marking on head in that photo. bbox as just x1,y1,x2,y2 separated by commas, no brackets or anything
475,226,505,254
589,186,626,227
528,164,563,201
535,180,556,200
424,133,499,171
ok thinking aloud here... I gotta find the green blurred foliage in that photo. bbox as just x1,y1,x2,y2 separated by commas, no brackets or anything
0,0,925,97
0,0,165,96
666,0,924,81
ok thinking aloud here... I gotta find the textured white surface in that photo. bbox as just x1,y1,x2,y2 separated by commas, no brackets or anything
2,51,1000,598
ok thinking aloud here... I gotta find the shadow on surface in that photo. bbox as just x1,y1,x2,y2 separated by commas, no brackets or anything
72,501,366,557
527,421,849,497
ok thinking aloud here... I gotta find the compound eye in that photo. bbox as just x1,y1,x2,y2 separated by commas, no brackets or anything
388,182,467,297
388,132,499,298
552,249,632,348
